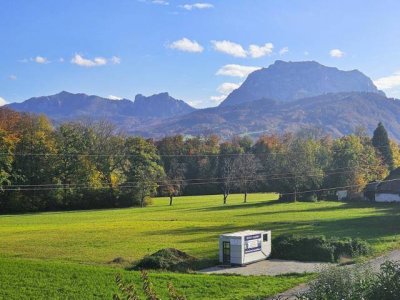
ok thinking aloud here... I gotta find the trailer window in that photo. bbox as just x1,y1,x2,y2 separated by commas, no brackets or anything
263,234,268,242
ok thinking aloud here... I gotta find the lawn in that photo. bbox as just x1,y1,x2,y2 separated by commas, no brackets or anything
1,193,400,299
1,193,399,264
0,257,312,300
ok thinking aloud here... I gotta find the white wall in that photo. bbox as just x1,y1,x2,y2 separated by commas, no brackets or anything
375,193,400,202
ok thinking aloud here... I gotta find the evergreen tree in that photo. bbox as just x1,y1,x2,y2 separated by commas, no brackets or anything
372,122,394,170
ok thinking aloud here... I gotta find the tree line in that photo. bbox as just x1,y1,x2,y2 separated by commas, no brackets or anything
0,107,397,213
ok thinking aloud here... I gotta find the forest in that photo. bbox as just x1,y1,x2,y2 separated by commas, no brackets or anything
0,107,397,213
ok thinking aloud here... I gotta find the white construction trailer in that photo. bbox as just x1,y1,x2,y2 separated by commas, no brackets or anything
219,230,271,265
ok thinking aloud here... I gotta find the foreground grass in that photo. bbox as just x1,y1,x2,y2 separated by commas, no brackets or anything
1,193,400,265
0,257,312,300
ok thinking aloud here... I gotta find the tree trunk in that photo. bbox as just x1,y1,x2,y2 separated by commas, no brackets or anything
223,193,228,205
244,191,248,203
169,195,173,206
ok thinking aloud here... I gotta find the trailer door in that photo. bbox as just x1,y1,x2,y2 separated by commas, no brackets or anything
222,241,230,264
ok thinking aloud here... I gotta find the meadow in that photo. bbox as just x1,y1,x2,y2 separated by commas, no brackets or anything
1,193,400,299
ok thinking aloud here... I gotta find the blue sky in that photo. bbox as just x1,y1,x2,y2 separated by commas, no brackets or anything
1,0,400,108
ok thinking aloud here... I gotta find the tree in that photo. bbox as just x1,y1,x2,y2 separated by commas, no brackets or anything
13,114,57,211
123,137,164,207
162,159,186,206
327,135,387,197
219,157,235,204
232,154,259,203
372,122,394,170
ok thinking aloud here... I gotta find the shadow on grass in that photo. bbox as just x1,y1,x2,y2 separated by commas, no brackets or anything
236,201,400,217
147,211,400,247
194,199,283,212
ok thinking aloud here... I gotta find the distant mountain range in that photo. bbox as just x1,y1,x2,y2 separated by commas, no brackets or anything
6,60,400,140
8,91,196,122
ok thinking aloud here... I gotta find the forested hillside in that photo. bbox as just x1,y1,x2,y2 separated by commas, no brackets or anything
0,107,397,213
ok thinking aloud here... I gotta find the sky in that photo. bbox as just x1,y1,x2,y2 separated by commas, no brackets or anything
1,0,400,108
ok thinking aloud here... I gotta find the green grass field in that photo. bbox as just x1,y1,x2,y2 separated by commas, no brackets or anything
1,193,400,299
0,257,312,300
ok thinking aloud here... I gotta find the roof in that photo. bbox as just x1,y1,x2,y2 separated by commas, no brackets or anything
375,167,400,194
221,230,270,238
364,181,380,192
377,179,400,194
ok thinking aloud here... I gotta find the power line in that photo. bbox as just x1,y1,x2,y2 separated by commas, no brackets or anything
0,168,374,191
0,143,393,158
0,165,366,188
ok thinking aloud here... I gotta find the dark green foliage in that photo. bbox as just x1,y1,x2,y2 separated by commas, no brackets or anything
372,122,394,170
298,261,400,300
367,261,400,300
134,248,197,272
331,238,371,261
272,234,370,262
272,235,334,262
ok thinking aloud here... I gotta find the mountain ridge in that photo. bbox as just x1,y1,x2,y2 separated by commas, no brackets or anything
220,60,384,107
7,91,196,121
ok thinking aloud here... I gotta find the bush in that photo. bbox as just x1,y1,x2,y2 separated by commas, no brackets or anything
272,235,334,262
331,238,370,261
134,248,197,272
298,261,400,300
298,265,374,300
272,234,370,263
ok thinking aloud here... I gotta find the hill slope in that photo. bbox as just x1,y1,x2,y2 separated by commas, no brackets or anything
136,92,400,140
220,60,384,107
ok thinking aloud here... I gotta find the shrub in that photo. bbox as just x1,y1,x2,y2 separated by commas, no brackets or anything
366,261,400,300
297,261,400,300
272,235,334,262
134,248,197,272
272,234,370,263
298,265,374,300
331,238,370,261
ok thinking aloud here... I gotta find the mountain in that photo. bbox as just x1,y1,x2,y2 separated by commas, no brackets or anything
6,61,400,141
135,92,400,140
132,93,195,118
7,91,196,122
220,60,384,107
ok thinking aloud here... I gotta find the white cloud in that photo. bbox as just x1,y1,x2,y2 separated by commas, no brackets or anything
374,71,400,90
8,75,17,80
279,47,289,55
304,51,309,56
211,82,242,105
212,41,274,58
108,95,123,100
34,56,49,64
169,38,204,53
330,49,345,58
181,3,214,10
217,82,241,94
248,43,273,58
216,64,262,78
71,54,108,67
210,95,227,104
111,56,121,64
0,97,8,106
59,58,65,63
152,0,169,5
212,40,247,58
